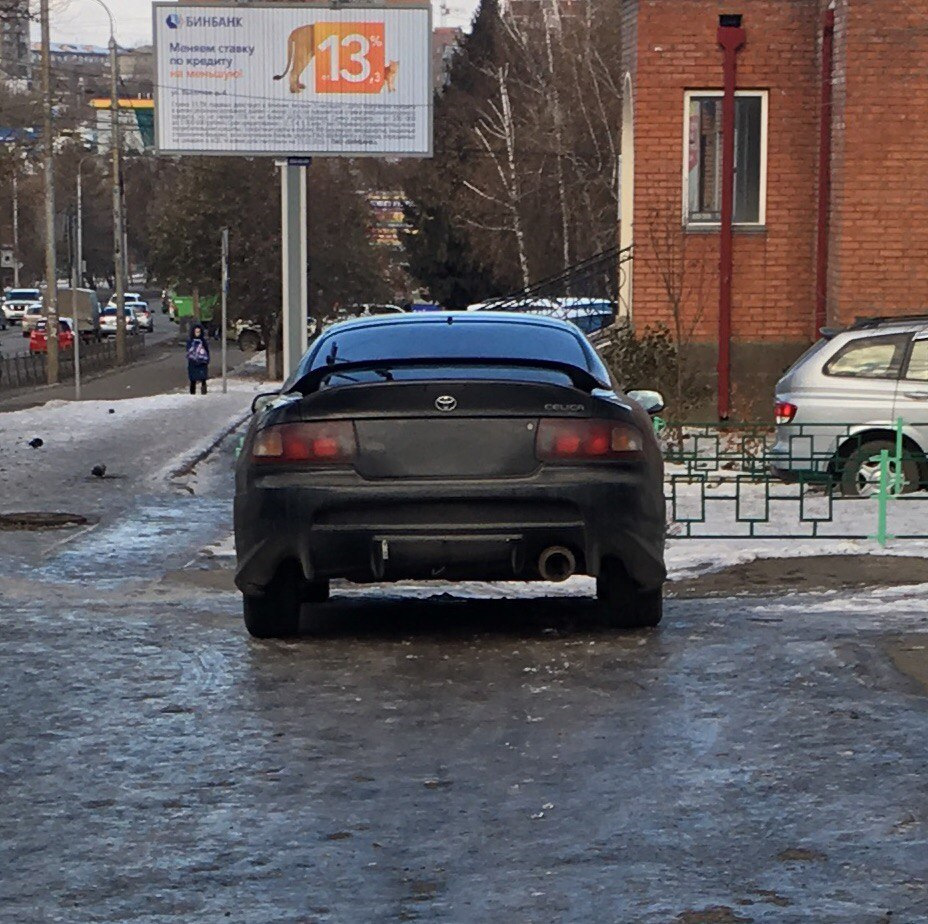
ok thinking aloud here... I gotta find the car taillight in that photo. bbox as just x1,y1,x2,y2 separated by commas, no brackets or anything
252,421,357,465
536,418,644,461
775,401,797,425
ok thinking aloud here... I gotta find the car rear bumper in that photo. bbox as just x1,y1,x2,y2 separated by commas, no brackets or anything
234,469,666,594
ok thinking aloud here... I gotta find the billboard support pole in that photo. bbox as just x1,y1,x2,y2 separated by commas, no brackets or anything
281,161,308,380
220,226,229,394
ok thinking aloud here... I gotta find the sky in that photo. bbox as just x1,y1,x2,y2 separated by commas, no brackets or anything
43,0,476,48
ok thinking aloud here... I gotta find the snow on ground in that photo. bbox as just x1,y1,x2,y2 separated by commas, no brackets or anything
0,377,268,525
665,466,928,577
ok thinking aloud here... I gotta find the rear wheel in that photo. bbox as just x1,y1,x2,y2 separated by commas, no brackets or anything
840,440,921,498
596,558,662,629
243,562,305,638
302,579,330,603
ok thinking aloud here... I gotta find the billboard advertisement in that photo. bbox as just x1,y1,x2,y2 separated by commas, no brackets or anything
153,2,432,157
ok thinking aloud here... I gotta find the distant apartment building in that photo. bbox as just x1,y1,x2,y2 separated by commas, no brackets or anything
0,0,31,85
432,26,462,87
29,42,153,98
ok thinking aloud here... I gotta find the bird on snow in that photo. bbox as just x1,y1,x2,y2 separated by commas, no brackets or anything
91,464,107,478
28,438,43,448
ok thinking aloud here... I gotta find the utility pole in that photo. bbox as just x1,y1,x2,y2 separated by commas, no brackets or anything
12,171,19,287
73,166,84,399
220,227,229,394
40,0,58,385
76,162,84,289
109,28,127,364
281,160,308,379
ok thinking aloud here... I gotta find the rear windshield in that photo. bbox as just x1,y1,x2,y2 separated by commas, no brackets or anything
290,317,612,392
318,365,575,389
308,318,592,371
103,307,132,317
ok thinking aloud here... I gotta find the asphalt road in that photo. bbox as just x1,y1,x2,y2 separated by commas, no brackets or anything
1,431,927,922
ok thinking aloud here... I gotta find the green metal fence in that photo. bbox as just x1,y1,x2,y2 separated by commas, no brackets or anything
659,418,928,545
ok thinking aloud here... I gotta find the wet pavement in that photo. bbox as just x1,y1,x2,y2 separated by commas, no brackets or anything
2,438,928,922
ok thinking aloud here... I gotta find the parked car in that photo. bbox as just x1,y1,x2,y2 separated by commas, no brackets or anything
234,312,667,638
3,289,42,325
771,315,928,496
30,318,75,354
20,302,45,335
235,317,319,353
468,297,617,338
99,306,139,337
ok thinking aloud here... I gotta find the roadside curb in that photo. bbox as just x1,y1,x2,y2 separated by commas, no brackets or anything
161,405,252,482
161,355,276,481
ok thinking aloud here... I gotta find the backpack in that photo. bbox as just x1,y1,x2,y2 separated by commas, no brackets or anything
187,339,209,364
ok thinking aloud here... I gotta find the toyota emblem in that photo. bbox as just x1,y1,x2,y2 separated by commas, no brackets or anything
435,395,457,412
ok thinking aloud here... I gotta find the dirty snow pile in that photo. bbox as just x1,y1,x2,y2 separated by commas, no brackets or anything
0,382,264,505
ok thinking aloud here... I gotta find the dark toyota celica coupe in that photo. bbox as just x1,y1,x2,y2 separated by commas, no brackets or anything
234,312,667,637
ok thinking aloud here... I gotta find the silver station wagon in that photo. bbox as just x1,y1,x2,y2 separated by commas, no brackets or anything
771,315,928,496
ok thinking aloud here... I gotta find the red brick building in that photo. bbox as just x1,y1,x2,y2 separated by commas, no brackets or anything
620,0,928,417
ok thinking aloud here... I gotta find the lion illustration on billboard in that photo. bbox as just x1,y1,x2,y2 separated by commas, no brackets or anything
273,24,317,93
382,60,398,92
273,24,399,94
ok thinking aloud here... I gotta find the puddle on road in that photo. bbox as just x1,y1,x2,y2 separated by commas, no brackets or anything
35,496,232,585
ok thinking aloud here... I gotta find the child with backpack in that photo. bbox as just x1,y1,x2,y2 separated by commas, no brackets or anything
186,324,210,394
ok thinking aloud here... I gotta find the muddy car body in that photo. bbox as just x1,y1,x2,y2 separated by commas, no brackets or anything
234,313,666,637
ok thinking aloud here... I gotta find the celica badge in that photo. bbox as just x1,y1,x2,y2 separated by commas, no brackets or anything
435,395,457,412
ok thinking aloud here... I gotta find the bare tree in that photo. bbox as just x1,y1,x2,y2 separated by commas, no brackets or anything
643,204,709,414
463,64,533,286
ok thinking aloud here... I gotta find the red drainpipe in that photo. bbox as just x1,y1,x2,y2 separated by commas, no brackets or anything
814,9,835,339
717,17,746,421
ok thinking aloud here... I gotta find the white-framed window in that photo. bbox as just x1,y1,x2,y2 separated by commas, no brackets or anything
683,90,768,228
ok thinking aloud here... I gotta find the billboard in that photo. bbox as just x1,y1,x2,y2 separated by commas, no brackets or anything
153,2,432,157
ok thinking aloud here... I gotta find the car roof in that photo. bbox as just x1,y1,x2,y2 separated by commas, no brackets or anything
299,311,612,387
321,310,587,334
844,315,928,334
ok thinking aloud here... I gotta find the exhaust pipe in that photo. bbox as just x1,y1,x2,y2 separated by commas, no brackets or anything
538,546,576,582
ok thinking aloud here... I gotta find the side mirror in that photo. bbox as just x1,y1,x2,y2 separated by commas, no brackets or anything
251,391,279,414
627,389,666,415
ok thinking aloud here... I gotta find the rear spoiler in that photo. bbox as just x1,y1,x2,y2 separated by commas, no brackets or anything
289,357,608,395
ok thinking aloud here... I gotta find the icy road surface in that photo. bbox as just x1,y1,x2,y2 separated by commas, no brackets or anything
1,389,927,921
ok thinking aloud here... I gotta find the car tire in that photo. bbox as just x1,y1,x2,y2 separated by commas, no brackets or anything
302,579,330,603
840,440,921,498
596,558,663,629
239,330,261,353
242,562,304,638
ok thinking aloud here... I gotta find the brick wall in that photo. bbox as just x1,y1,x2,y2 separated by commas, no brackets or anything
625,0,820,348
828,1,928,325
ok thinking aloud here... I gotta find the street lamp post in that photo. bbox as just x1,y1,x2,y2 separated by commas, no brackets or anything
12,172,19,288
72,155,94,400
39,0,58,385
88,0,126,365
